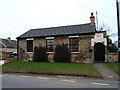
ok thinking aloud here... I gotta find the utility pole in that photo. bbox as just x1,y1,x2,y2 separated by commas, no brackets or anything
96,11,98,30
116,0,120,63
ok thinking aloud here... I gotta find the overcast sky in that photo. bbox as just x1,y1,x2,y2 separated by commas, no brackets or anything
0,0,118,42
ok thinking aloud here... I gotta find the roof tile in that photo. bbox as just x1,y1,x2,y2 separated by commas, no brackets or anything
17,23,96,39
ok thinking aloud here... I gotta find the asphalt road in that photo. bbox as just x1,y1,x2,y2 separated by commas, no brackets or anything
2,73,119,88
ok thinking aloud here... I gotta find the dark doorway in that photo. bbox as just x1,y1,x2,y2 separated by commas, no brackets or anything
94,42,105,62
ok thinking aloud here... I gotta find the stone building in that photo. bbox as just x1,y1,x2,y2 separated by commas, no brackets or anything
17,13,107,63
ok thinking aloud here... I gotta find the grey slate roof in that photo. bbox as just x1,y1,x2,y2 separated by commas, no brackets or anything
17,23,96,39
0,38,17,48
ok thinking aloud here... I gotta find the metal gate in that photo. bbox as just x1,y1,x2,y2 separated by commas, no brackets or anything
94,42,105,62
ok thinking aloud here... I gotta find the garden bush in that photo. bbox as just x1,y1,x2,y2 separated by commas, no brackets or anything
33,46,48,62
54,44,71,62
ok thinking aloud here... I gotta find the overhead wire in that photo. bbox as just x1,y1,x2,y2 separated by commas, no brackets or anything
74,0,115,19
74,0,118,38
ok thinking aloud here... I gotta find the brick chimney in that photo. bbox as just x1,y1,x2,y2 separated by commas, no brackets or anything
90,12,95,23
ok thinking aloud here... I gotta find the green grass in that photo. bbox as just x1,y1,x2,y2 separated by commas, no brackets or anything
106,63,119,75
2,61,101,77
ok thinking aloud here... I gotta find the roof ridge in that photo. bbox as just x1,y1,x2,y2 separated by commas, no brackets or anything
0,38,16,42
31,23,91,30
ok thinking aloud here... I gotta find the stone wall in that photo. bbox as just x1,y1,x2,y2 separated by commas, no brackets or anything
18,39,28,61
47,54,54,62
34,38,46,47
77,35,94,63
107,53,118,63
2,52,12,60
54,36,69,46
4,57,17,63
18,34,96,63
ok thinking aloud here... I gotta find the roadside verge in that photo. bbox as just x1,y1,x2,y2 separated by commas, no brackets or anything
2,61,102,79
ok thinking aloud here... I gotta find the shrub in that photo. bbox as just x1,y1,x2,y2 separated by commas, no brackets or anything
108,44,117,53
54,44,71,62
33,46,48,62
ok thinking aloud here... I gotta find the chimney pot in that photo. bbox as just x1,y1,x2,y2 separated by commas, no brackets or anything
90,12,95,23
91,12,93,16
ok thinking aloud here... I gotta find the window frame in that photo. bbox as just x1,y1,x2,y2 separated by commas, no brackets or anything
69,37,79,52
46,39,54,52
27,40,33,52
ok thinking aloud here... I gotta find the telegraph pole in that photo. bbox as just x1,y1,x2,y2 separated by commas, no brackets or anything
116,0,120,63
96,11,98,30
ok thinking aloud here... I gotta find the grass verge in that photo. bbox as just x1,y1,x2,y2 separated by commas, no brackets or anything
106,63,119,76
2,61,101,77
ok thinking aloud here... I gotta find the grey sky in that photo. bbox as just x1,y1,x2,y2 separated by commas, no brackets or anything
0,0,118,42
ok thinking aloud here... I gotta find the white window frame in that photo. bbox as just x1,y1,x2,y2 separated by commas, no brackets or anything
46,52,54,54
26,38,34,40
46,37,54,39
69,36,79,38
70,52,79,54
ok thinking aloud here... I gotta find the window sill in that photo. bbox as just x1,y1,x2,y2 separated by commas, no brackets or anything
26,52,33,53
46,52,54,54
71,52,79,54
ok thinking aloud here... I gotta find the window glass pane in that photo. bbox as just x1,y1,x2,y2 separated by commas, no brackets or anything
72,45,78,52
47,40,53,44
47,40,54,43
47,46,53,52
47,42,53,45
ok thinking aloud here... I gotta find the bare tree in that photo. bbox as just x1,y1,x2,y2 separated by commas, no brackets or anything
98,23,117,38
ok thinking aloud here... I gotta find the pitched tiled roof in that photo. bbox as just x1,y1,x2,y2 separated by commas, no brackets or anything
17,23,96,39
0,38,17,48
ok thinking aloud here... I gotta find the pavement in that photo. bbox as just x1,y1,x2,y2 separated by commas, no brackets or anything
94,63,119,81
